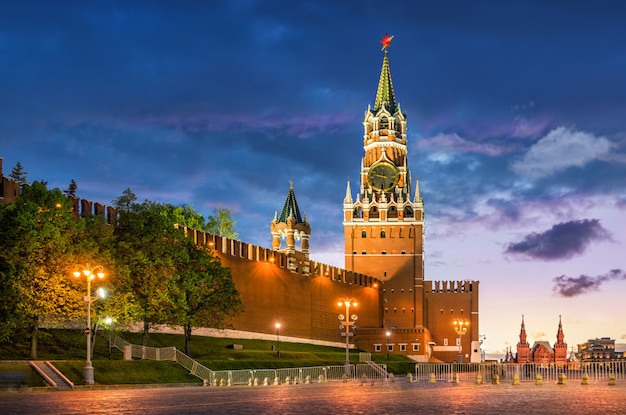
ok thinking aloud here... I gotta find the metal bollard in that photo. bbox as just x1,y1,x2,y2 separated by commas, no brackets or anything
535,374,543,385
609,374,616,386
581,373,589,385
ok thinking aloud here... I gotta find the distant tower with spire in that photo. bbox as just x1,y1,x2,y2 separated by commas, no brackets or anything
554,315,568,362
271,181,311,259
516,315,531,363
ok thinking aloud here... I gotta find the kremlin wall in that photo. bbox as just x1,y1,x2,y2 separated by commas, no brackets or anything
0,39,482,362
1,158,479,362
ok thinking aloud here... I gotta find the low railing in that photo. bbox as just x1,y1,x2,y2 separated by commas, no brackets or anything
105,332,388,385
414,362,626,383
208,364,389,386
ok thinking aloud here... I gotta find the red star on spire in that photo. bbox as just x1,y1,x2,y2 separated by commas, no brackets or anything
380,33,394,51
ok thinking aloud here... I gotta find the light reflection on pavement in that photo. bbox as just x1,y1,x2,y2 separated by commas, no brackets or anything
1,380,625,415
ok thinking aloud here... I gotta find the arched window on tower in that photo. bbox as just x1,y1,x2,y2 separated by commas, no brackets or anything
388,205,398,219
380,230,386,238
370,206,379,219
354,206,363,219
404,206,414,218
361,230,367,238
380,116,388,130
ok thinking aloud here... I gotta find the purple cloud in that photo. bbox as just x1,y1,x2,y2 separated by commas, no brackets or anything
505,219,611,260
553,269,626,297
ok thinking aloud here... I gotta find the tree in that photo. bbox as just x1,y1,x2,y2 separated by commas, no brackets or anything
112,188,137,212
0,182,87,357
162,204,209,231
171,237,243,356
110,195,244,350
207,208,238,239
112,198,181,346
9,161,28,183
64,179,78,197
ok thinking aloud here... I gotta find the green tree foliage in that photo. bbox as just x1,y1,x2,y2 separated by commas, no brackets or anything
9,161,28,183
171,238,243,356
63,179,78,197
0,184,243,357
112,199,181,346
112,188,137,212
0,182,113,357
207,208,238,239
162,204,209,231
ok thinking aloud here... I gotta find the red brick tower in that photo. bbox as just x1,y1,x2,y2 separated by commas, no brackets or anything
516,315,531,363
554,315,568,363
343,35,425,330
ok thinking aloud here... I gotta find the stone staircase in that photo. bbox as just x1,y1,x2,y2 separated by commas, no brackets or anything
29,361,74,390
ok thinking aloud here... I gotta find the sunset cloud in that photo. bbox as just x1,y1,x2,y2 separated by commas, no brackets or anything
553,269,626,297
505,219,611,260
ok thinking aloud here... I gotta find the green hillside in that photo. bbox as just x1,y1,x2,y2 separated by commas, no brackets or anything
0,329,415,387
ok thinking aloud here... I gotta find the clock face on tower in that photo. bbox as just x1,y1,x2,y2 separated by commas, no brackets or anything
368,161,399,191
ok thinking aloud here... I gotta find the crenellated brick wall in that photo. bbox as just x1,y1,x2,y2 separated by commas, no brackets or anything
1,157,480,359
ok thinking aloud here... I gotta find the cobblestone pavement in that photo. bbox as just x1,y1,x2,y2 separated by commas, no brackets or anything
1,380,625,414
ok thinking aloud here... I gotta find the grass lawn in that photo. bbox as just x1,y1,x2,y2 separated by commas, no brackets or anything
0,329,416,387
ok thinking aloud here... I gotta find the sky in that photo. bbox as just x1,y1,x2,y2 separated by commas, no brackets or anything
2,0,625,357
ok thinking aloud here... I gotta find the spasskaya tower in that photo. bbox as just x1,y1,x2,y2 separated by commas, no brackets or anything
343,34,425,330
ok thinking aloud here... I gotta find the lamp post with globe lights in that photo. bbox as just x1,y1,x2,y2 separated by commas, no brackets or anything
453,319,470,363
73,264,106,384
337,298,358,373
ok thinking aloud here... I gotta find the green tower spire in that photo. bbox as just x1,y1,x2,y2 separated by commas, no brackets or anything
373,49,397,113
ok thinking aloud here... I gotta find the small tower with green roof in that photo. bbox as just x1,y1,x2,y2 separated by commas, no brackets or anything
271,181,311,258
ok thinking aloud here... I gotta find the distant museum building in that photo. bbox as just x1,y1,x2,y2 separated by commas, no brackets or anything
505,315,570,364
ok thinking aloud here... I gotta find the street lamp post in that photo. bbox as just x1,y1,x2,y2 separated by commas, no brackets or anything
386,331,391,360
275,323,281,358
337,299,358,373
453,319,469,363
73,264,106,385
